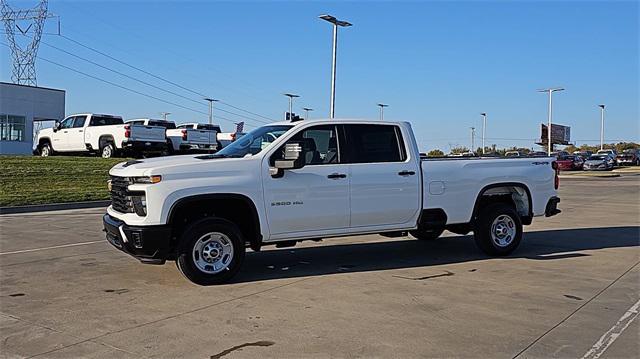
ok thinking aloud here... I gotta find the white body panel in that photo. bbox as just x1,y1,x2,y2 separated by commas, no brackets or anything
106,119,558,244
166,123,219,151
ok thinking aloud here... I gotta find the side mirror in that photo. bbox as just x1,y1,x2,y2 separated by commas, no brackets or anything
270,142,304,178
53,122,60,132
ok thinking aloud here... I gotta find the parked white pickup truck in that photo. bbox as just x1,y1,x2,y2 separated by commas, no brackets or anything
166,122,222,153
35,114,167,158
103,119,561,285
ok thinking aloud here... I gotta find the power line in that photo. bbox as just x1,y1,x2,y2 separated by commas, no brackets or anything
57,34,274,123
41,39,270,125
0,41,255,129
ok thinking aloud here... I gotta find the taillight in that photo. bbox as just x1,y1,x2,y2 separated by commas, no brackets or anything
230,133,236,141
124,125,131,138
181,129,187,140
552,161,559,189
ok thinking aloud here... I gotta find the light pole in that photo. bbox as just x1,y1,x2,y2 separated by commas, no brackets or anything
377,103,389,121
302,107,313,120
480,113,487,154
537,87,565,155
470,127,476,153
160,112,171,121
284,93,299,120
319,14,352,119
204,98,219,125
598,104,605,150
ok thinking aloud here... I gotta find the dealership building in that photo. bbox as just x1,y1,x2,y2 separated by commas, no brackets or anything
0,82,65,155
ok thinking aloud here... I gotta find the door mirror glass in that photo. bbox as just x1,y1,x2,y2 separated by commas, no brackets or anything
274,142,304,170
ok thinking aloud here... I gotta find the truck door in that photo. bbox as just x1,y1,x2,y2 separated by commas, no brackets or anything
67,116,88,151
52,116,75,151
344,124,421,228
262,124,350,237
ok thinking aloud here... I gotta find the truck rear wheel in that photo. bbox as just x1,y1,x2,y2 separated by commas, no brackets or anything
100,143,115,158
176,218,245,285
473,203,522,256
410,228,444,240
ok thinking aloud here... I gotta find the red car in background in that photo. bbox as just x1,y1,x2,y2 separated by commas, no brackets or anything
556,154,584,171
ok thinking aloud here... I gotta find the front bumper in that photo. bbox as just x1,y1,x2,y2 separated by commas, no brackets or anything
103,214,172,264
545,196,561,217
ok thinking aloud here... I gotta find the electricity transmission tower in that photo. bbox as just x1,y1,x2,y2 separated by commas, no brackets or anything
1,0,56,86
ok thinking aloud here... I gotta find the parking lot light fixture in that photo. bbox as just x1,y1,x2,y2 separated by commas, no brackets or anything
160,112,171,121
284,93,299,120
470,127,476,153
480,113,487,154
204,98,219,125
377,103,389,121
319,14,352,119
302,107,313,120
598,104,605,151
537,87,565,155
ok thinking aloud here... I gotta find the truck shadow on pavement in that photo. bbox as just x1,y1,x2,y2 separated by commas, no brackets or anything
231,226,640,283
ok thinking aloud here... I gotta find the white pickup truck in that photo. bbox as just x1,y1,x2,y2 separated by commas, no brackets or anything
103,119,561,285
35,114,168,158
166,122,222,153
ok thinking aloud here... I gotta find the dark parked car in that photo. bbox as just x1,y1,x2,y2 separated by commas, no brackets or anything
556,155,584,171
583,154,615,171
616,149,640,166
573,151,593,161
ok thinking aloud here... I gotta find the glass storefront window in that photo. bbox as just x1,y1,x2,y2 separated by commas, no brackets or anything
0,115,26,142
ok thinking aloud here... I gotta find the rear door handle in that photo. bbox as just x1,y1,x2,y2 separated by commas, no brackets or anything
398,170,416,176
327,173,347,179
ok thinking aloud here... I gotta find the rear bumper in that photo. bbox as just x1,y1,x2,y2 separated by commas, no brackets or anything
545,196,561,217
121,140,167,153
103,214,172,264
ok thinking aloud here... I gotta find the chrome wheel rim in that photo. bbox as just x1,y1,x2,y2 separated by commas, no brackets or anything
491,214,516,248
41,146,49,157
102,146,112,158
192,232,234,274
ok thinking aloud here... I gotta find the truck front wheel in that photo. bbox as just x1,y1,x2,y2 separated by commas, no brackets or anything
473,203,522,256
176,218,246,285
40,143,53,157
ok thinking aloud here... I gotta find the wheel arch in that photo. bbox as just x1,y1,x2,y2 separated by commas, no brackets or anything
167,193,263,251
471,182,533,225
98,135,115,148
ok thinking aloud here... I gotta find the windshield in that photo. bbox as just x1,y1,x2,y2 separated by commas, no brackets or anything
215,125,293,157
588,155,607,161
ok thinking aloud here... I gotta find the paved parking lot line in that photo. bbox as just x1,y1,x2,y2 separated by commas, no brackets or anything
0,240,104,256
581,298,640,359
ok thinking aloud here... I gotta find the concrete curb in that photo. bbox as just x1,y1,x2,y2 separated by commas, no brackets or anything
559,174,621,179
0,200,110,215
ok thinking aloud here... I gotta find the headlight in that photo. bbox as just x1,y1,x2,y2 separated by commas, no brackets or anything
131,195,147,216
131,175,162,184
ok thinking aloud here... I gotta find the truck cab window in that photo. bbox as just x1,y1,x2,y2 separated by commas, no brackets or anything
72,116,87,128
344,124,405,163
59,117,75,129
273,125,340,166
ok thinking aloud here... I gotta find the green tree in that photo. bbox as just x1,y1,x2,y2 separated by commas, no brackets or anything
427,149,445,157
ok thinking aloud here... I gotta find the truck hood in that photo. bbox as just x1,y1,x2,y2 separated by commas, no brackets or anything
109,154,250,177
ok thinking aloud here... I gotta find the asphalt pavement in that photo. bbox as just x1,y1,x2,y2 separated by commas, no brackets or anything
1,176,638,358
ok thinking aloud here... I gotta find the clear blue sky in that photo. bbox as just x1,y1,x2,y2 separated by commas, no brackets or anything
1,0,638,152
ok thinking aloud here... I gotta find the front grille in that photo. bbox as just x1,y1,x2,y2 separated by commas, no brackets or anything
110,176,134,213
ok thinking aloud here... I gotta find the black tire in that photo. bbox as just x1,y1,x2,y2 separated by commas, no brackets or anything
176,218,245,285
410,227,444,241
100,143,115,158
40,143,53,157
473,203,522,256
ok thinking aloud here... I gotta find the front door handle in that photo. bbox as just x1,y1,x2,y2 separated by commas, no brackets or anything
398,170,416,176
327,173,347,179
